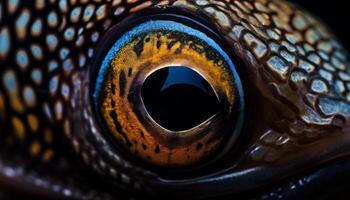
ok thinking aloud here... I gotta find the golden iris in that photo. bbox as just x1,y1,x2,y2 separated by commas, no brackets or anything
93,20,244,167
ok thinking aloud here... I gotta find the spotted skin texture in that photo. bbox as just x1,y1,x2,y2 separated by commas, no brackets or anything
0,0,350,199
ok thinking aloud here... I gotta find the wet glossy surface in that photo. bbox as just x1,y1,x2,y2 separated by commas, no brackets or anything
142,67,220,131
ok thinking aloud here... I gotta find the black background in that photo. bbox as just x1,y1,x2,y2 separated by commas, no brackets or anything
292,0,349,51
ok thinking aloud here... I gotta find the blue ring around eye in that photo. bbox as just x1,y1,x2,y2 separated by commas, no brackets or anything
92,20,245,155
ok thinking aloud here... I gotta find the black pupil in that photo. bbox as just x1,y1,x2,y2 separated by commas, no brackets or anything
141,66,220,131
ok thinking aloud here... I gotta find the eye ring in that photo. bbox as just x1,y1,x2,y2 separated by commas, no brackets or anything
90,12,245,168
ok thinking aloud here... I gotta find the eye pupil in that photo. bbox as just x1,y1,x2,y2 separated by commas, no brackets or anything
141,66,220,131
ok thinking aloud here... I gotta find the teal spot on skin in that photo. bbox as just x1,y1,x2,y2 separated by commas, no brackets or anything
306,29,320,44
31,45,43,59
84,5,95,19
60,48,69,60
16,10,30,29
63,59,73,74
266,56,288,77
269,42,280,52
267,29,280,40
308,53,321,65
280,50,296,64
334,80,345,94
282,41,296,52
4,71,17,92
16,50,29,69
293,15,307,30
59,0,68,11
55,102,63,116
87,48,93,58
311,79,328,94
114,7,125,16
24,87,35,103
46,34,58,49
79,55,86,67
31,69,42,84
290,71,307,83
61,84,70,98
0,28,10,56
339,72,350,81
318,41,332,53
96,5,106,17
49,76,59,94
9,0,19,11
91,32,99,42
7,0,19,12
31,19,42,34
319,97,350,117
286,34,298,44
299,60,315,73
332,57,342,68
319,69,333,82
49,61,58,71
48,11,58,26
64,28,75,40
71,7,81,19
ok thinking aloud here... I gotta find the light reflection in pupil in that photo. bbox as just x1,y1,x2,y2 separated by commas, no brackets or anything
141,66,220,131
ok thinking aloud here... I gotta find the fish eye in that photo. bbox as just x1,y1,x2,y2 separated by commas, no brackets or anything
91,14,244,167
2,0,350,199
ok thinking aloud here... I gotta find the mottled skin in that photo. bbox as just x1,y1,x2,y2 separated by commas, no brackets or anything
0,0,350,199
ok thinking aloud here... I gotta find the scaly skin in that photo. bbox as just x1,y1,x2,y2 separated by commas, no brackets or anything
0,0,350,199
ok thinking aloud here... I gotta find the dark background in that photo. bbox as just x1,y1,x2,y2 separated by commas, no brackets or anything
292,0,349,51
